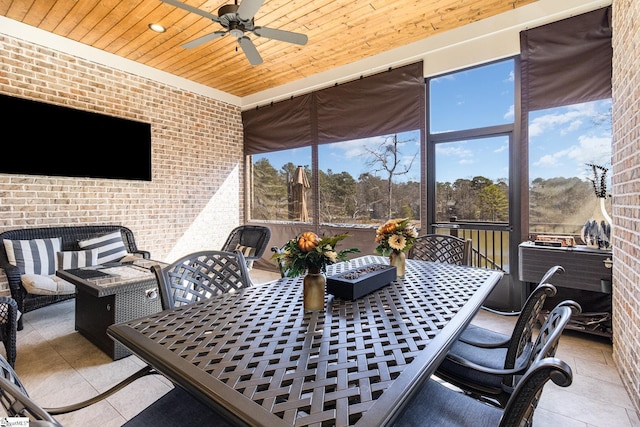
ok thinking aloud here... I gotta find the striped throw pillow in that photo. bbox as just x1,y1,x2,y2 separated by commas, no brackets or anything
235,244,256,258
3,238,61,275
78,231,128,264
57,249,99,270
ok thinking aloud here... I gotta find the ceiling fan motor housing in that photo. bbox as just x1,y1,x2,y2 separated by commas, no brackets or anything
163,0,307,65
218,3,254,37
218,4,238,20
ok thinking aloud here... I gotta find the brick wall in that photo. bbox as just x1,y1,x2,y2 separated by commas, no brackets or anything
0,34,244,291
611,0,640,414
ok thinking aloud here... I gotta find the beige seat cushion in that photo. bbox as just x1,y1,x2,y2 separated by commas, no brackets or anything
21,274,76,295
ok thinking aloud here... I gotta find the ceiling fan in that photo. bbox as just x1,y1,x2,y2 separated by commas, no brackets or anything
161,0,308,65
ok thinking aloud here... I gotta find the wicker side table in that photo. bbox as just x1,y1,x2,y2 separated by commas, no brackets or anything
57,260,164,360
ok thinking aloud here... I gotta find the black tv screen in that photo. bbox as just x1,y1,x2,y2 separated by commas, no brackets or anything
1,94,152,181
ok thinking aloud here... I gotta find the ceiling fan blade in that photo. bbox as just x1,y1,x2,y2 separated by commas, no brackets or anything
238,37,263,65
253,27,308,45
160,0,219,22
182,31,227,49
237,0,265,21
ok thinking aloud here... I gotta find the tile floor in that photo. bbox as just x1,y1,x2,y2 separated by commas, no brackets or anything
3,268,639,426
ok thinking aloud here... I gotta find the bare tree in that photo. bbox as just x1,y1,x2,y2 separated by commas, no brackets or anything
365,134,418,219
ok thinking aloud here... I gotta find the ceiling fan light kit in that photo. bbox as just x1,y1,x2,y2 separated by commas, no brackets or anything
161,0,308,65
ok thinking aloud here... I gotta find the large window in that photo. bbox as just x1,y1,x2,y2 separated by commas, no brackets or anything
243,62,425,229
430,60,515,134
429,59,514,225
520,7,612,240
435,136,509,223
428,59,514,273
528,99,612,236
250,148,312,222
318,131,421,225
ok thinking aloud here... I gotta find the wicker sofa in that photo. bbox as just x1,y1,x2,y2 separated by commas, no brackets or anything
0,225,149,330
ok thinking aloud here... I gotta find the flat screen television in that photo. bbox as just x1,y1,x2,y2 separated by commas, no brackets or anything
0,93,152,181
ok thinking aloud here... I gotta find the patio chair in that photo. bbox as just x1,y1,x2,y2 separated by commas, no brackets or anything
221,225,271,269
408,234,472,266
0,297,18,368
435,298,581,407
151,250,253,310
463,265,564,346
394,356,573,426
0,353,156,425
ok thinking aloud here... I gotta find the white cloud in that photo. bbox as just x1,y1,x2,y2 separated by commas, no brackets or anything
534,154,562,168
532,134,611,176
568,135,612,167
330,136,385,158
494,143,508,153
432,74,455,84
506,70,514,82
529,100,608,138
436,144,473,158
504,105,514,120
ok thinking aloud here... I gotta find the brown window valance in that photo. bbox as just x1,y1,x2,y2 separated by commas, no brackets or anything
243,61,425,155
520,6,612,111
242,93,313,155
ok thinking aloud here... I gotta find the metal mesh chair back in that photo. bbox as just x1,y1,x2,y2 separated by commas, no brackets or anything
409,234,472,266
503,265,564,370
500,357,573,427
503,283,557,370
528,300,581,367
499,302,580,425
502,299,580,396
221,225,271,262
152,250,253,310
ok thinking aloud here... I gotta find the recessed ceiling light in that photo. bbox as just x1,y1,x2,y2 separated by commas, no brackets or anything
148,23,166,33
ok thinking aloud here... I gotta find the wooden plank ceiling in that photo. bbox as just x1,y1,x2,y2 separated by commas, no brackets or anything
0,0,537,98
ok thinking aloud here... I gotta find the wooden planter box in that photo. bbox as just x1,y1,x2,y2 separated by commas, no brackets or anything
327,264,397,300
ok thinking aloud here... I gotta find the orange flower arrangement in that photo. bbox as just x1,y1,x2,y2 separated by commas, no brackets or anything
272,232,359,277
374,218,418,256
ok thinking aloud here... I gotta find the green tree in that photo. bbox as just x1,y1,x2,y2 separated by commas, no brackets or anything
252,158,287,220
319,169,356,222
530,176,593,233
452,178,477,220
479,183,508,221
356,173,385,221
436,181,455,221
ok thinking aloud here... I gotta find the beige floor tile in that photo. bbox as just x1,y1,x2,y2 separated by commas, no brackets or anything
566,372,635,410
539,384,635,427
534,407,588,427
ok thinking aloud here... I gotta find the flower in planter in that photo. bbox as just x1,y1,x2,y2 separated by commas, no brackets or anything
272,232,359,277
374,218,418,256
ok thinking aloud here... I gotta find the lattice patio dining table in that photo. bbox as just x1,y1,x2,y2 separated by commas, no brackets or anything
107,255,502,426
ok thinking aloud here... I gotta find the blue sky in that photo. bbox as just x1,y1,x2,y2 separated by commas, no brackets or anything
529,100,612,181
254,59,612,185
